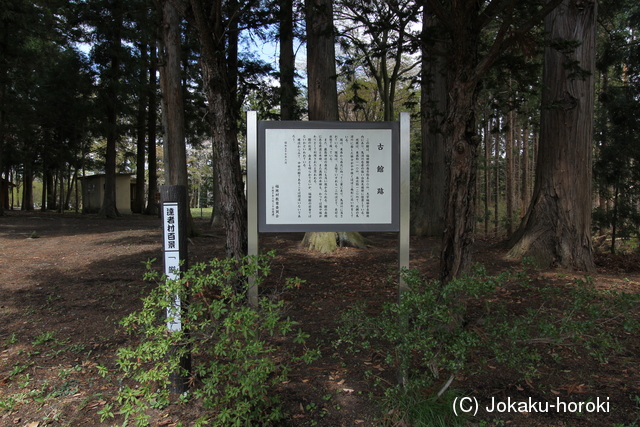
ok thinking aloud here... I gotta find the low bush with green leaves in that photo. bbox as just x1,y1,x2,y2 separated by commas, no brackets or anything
337,264,640,425
337,265,502,426
112,252,318,427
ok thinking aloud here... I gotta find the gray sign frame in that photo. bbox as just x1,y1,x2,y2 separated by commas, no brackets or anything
247,112,410,307
257,120,400,232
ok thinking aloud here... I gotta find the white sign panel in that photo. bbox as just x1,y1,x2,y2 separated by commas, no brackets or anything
261,126,397,231
163,203,180,252
162,202,181,332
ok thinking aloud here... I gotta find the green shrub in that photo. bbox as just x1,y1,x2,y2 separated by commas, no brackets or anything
112,252,317,426
337,264,640,425
336,265,502,424
339,265,500,380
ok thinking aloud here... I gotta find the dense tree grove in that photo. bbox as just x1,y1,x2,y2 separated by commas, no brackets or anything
1,0,639,277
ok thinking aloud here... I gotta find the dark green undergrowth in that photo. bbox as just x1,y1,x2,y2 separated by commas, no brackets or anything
336,262,640,426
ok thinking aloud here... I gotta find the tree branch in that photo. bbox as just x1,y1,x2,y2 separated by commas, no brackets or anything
423,0,455,32
473,0,564,81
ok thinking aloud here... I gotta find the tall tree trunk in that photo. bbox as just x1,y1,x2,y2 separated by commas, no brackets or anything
46,170,56,210
421,0,565,283
40,165,47,212
22,165,33,211
439,74,481,284
199,58,247,258
209,172,223,227
279,0,296,121
5,167,11,210
306,0,338,122
58,169,64,213
145,40,159,216
412,8,447,237
303,0,366,252
187,0,247,259
159,0,199,235
520,124,530,217
494,121,500,237
484,116,490,235
505,108,514,235
66,169,77,211
134,41,148,214
160,0,187,188
0,77,4,216
507,0,596,271
99,0,122,219
0,29,6,216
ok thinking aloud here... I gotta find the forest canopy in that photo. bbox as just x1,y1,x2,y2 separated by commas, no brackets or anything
0,0,638,276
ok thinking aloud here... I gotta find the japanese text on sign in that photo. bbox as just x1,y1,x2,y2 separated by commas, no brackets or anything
263,128,393,227
163,203,180,253
162,202,181,331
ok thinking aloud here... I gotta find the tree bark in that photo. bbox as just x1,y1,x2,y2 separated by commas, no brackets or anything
423,0,565,283
279,0,297,121
145,40,159,216
159,0,199,235
187,0,247,259
58,169,64,213
494,120,500,237
412,8,447,237
160,1,187,188
66,169,77,211
99,0,122,219
209,171,223,227
303,0,366,252
199,58,247,258
0,97,4,216
507,0,596,271
306,0,338,122
520,124,530,217
134,41,148,214
483,115,490,235
22,165,33,211
506,108,514,235
438,76,481,284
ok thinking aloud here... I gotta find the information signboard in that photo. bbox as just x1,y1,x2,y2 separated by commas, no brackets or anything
258,121,399,232
162,201,181,332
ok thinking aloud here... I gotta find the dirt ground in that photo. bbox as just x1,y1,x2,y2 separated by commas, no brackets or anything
1,211,639,426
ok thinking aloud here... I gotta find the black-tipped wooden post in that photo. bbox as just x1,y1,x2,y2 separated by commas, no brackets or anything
161,185,191,394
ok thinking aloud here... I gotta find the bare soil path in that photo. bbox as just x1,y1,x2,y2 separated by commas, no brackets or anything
1,211,639,426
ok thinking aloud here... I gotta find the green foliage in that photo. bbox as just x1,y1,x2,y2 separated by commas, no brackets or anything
113,252,318,426
337,266,501,424
337,264,640,424
339,265,498,378
381,387,468,427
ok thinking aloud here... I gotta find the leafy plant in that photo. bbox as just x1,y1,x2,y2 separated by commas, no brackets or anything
337,263,640,425
31,330,56,346
338,265,500,391
113,252,318,427
336,265,501,425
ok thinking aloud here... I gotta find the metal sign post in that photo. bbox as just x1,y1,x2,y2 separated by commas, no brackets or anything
399,112,410,295
247,111,259,307
160,185,190,394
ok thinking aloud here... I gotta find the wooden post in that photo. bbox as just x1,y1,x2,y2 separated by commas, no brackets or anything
160,185,191,394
